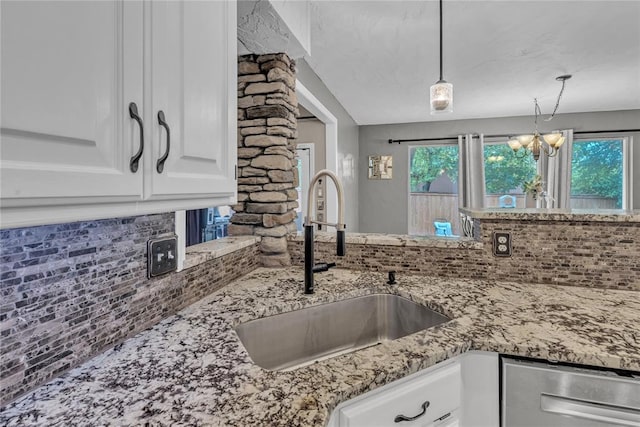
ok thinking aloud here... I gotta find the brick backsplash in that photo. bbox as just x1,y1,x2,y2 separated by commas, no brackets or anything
0,214,260,405
289,241,487,280
290,219,639,291
479,219,639,290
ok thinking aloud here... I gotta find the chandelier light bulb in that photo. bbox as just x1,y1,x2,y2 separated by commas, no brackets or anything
507,139,522,151
430,81,453,114
517,135,534,148
543,132,563,147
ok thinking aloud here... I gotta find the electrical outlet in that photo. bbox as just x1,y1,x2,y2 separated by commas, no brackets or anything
148,235,178,278
493,232,512,257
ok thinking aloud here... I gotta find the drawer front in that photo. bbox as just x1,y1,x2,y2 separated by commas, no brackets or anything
502,358,640,427
339,361,461,427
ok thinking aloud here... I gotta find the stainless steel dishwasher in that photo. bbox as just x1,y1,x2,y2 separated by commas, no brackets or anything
501,357,640,426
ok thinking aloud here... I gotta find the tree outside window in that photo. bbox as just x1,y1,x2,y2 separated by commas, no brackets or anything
410,146,458,192
409,145,460,236
571,139,623,209
484,143,537,207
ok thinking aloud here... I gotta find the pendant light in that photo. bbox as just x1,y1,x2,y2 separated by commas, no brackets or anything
430,0,453,114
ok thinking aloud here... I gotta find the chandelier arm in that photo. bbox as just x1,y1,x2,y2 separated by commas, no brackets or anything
546,147,559,158
539,141,557,157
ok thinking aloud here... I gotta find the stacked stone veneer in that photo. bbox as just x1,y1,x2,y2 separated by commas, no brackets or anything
0,214,261,405
289,220,639,291
231,54,299,267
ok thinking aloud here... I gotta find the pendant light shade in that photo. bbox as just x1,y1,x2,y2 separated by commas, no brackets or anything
430,0,453,115
430,80,453,114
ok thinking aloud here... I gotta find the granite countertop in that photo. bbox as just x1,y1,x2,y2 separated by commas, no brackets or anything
2,267,639,426
288,231,482,249
460,207,640,222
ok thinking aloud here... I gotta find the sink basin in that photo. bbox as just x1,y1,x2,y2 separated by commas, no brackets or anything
235,293,451,371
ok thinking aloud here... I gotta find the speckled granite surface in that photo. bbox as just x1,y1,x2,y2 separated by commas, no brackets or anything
288,231,482,249
184,236,261,270
2,267,639,426
460,207,640,222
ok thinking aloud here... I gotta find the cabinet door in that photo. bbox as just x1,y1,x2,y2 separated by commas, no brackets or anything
146,0,237,204
0,1,144,215
338,361,461,427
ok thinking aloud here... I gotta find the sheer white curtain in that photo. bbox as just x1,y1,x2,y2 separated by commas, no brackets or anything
458,134,486,209
539,129,573,208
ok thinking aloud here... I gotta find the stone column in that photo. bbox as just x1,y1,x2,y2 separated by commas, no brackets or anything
230,53,299,267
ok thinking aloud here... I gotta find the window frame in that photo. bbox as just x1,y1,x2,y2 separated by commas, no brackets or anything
407,141,461,236
569,133,633,210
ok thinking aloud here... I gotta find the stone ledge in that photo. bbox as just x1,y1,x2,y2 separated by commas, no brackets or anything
287,231,483,250
184,236,261,270
460,207,640,223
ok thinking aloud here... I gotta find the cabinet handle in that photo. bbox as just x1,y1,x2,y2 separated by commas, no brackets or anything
541,393,640,426
394,400,430,423
128,102,144,173
156,110,170,173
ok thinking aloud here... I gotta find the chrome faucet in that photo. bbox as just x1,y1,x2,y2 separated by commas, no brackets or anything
304,169,346,294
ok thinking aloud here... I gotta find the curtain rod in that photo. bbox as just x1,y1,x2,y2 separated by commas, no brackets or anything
387,128,640,144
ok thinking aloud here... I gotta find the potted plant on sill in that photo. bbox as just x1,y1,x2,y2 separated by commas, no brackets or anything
523,174,543,208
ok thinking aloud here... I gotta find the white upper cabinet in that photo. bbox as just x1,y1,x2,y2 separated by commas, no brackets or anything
147,0,237,201
0,1,144,206
0,0,237,229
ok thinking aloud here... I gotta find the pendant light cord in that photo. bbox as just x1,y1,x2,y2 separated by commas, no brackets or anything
439,0,443,81
533,75,570,129
544,77,568,121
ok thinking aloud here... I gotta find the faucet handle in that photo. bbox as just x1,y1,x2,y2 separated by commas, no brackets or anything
312,262,336,273
337,230,346,256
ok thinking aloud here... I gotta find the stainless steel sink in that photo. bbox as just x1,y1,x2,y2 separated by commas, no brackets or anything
235,293,451,371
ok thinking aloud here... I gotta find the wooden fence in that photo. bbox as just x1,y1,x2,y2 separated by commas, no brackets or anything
409,193,617,236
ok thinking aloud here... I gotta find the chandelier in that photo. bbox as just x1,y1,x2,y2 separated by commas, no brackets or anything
508,75,572,161
430,0,453,114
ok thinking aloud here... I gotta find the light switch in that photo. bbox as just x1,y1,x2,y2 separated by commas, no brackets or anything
493,232,512,257
148,235,178,278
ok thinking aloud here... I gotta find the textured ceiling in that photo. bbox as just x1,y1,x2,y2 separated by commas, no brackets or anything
305,1,640,125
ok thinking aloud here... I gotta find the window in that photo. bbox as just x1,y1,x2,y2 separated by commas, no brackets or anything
570,138,628,209
483,142,537,208
185,206,233,246
409,145,459,236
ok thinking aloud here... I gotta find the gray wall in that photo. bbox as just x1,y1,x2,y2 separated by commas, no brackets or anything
296,59,360,232
298,118,326,173
359,110,640,234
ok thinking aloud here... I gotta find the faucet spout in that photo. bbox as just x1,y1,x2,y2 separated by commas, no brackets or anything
304,169,347,294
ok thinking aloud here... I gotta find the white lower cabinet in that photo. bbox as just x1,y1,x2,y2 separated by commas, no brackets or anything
328,352,499,427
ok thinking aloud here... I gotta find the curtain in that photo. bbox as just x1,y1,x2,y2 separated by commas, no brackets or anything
458,133,486,209
540,129,573,208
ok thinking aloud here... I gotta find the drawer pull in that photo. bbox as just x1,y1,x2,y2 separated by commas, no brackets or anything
128,102,144,173
156,110,170,173
394,400,430,423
